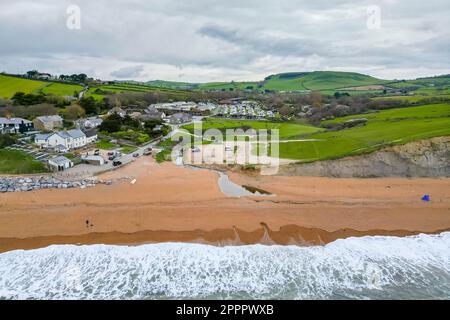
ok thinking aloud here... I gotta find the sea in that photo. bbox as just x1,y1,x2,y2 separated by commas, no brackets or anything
0,232,449,300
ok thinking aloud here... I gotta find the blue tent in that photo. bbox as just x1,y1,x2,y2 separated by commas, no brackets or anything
421,195,430,202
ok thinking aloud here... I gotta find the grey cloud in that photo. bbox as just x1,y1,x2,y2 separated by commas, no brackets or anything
111,65,145,79
0,0,448,81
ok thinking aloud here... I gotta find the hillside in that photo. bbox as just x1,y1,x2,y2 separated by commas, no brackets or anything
262,71,389,91
0,74,84,99
145,71,391,93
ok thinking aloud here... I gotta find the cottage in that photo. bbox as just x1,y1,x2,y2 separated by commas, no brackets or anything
83,117,103,129
48,156,73,172
0,117,34,134
33,115,63,131
83,129,98,144
143,108,166,121
129,112,142,120
168,113,192,125
107,107,126,118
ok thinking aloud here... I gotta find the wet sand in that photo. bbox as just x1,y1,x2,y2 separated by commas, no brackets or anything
0,157,449,252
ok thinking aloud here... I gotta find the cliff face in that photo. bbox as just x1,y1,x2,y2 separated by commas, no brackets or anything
277,136,450,178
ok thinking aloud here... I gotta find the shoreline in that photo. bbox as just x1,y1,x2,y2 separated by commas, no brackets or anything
1,224,450,253
1,157,450,253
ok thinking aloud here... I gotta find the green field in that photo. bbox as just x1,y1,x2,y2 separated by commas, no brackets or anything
0,75,47,98
41,82,83,96
278,103,450,161
0,74,83,99
322,103,450,124
0,149,48,174
183,118,322,139
86,83,192,101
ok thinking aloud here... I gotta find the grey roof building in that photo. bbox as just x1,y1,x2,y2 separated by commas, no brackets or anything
168,113,192,124
0,117,33,134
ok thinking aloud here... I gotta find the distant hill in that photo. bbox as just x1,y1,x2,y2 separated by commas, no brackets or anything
146,80,199,90
262,71,390,91
145,71,391,93
144,71,450,96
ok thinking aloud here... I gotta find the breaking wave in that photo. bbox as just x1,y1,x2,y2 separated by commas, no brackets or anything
1,232,449,299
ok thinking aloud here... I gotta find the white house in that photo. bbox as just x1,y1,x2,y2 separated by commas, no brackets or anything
83,117,103,129
35,132,67,150
83,129,98,144
35,129,94,151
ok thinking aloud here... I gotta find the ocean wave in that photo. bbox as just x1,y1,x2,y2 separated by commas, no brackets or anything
0,232,449,299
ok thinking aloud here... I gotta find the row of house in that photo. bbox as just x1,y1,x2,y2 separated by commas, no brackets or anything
0,115,65,135
35,129,97,152
107,105,193,125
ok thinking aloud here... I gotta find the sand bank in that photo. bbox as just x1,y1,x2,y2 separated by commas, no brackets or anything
0,157,449,252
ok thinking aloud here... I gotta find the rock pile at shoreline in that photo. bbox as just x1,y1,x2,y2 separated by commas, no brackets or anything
0,176,113,193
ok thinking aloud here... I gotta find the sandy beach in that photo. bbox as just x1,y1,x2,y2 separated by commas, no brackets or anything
0,156,449,253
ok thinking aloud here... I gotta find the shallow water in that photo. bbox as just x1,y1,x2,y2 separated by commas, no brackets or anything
0,232,449,300
217,172,254,197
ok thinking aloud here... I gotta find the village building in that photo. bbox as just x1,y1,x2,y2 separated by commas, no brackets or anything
48,156,73,172
33,115,63,131
143,108,166,121
0,117,34,134
82,117,103,129
83,129,98,144
107,107,126,118
35,129,96,151
129,112,142,120
168,113,192,124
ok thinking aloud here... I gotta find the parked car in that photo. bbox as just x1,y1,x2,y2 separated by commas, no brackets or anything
113,160,122,167
143,148,152,156
94,149,100,156
133,153,139,158
107,151,115,156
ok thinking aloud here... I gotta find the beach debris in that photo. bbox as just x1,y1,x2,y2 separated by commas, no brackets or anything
130,179,137,185
421,195,431,202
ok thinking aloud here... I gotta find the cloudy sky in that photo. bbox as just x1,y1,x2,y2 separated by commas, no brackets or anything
0,0,449,82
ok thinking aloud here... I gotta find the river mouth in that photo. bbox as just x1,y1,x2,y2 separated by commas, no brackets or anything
217,172,274,197
184,165,272,197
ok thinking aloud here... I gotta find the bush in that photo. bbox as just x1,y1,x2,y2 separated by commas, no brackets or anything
0,134,17,148
12,92,47,106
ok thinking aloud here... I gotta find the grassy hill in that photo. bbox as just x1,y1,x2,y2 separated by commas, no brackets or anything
0,74,83,99
279,103,450,161
146,71,392,94
262,71,389,91
146,80,199,90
